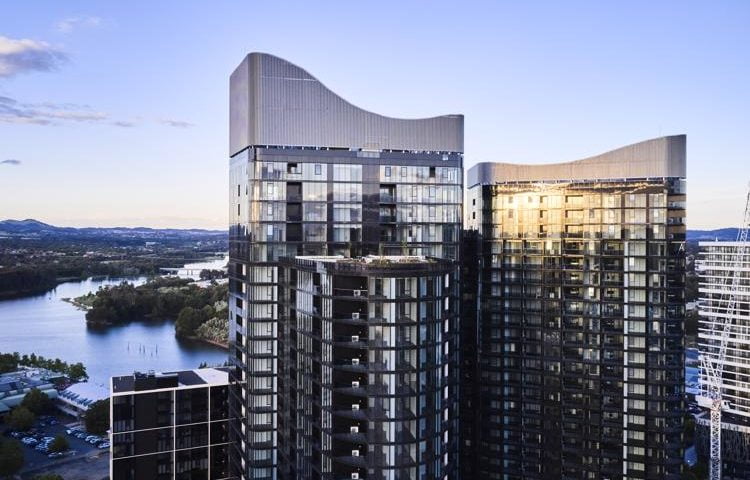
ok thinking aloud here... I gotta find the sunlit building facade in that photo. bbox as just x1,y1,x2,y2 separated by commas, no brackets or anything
228,53,463,480
465,136,687,479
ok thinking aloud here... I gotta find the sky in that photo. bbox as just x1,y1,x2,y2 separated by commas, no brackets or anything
0,1,748,230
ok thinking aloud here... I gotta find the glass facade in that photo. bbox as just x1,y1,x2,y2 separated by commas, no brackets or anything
465,177,686,479
695,241,750,478
111,372,231,480
229,147,462,480
278,256,458,480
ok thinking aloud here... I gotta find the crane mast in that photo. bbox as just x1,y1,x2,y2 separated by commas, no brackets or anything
699,187,750,480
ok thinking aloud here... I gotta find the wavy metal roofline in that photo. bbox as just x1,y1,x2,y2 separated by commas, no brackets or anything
468,135,686,186
246,52,463,123
230,53,464,155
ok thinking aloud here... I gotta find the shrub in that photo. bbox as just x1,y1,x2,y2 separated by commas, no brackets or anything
48,435,69,453
7,406,35,431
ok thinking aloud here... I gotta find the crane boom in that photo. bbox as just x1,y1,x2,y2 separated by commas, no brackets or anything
699,186,750,480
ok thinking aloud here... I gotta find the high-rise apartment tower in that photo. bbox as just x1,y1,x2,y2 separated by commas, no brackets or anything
696,241,750,478
464,136,686,479
228,53,463,480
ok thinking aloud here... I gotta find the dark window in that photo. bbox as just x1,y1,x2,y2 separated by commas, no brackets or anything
176,388,208,425
287,203,302,221
429,167,436,178
286,182,302,200
314,164,322,175
385,166,391,177
287,224,302,241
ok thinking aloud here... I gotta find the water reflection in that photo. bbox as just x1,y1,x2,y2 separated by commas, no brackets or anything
0,276,228,385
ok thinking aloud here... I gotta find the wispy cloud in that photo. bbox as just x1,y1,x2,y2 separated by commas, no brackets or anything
1,159,21,166
111,120,135,128
159,118,194,128
0,96,190,129
56,16,102,34
0,35,67,78
0,95,107,126
159,118,195,128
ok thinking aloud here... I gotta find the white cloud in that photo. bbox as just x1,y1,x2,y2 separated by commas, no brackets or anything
111,120,136,128
0,95,107,126
56,16,102,34
159,118,194,128
0,35,67,78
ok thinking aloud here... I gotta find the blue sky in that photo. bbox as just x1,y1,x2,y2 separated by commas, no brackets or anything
0,1,748,229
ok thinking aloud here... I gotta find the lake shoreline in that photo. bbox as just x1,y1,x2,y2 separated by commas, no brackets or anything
0,275,228,385
181,335,229,350
62,297,91,310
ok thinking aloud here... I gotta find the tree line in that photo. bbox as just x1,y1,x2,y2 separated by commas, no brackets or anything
0,352,87,381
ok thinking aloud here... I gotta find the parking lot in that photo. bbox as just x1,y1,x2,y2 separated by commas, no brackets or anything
1,413,107,476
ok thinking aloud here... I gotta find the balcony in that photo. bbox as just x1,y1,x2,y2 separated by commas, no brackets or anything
334,454,367,469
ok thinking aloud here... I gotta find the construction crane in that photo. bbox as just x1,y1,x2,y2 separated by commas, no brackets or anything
698,186,750,480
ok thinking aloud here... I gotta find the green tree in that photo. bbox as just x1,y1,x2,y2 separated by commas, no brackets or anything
7,406,35,431
0,353,18,374
48,435,69,453
21,388,52,414
67,362,88,381
175,307,204,337
0,440,24,477
84,399,110,435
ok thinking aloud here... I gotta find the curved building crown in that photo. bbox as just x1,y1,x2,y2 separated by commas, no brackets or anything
468,135,686,186
230,52,464,155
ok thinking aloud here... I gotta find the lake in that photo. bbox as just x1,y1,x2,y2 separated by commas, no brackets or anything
0,276,228,387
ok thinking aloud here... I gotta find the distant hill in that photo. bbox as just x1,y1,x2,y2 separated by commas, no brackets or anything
687,228,740,241
0,219,225,240
0,219,740,243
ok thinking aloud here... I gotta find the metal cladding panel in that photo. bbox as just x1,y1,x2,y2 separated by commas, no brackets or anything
229,53,463,155
467,135,686,186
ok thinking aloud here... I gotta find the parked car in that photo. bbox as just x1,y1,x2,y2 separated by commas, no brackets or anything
97,442,110,449
9,431,23,439
75,432,87,439
87,436,101,444
48,452,65,459
22,437,38,445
